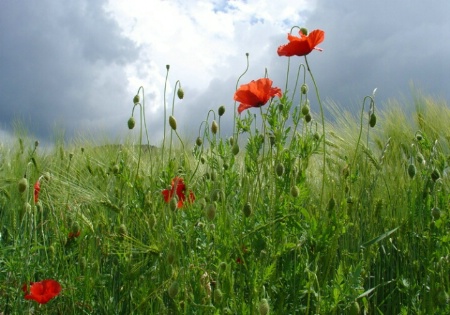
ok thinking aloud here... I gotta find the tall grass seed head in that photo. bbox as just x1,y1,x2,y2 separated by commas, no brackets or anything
133,94,140,104
243,202,252,217
18,177,28,193
169,115,177,130
211,120,219,134
177,87,184,99
127,117,136,129
218,105,225,117
259,298,270,315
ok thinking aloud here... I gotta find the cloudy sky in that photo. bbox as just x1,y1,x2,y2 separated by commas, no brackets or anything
1,0,449,147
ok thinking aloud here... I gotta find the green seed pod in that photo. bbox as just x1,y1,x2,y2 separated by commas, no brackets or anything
218,105,225,117
169,115,177,130
349,301,360,315
290,185,300,198
127,117,136,130
232,144,240,155
301,84,308,94
301,103,310,116
206,203,216,221
118,224,128,238
431,169,440,182
327,197,336,212
18,177,28,193
196,136,203,146
177,87,184,100
214,288,223,304
407,164,416,179
276,163,285,177
168,281,179,299
243,202,252,217
211,120,219,134
431,206,441,220
369,113,377,128
305,113,312,123
133,94,140,104
259,298,270,315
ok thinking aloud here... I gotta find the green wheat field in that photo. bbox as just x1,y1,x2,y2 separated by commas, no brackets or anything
1,27,449,315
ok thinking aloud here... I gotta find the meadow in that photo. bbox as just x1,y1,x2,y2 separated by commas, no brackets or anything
1,27,450,314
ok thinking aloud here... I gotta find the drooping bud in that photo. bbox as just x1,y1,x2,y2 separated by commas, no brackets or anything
431,206,441,220
168,280,179,299
177,87,184,100
305,113,312,123
118,224,128,240
232,144,240,155
206,203,216,221
243,202,252,217
259,298,270,315
301,84,308,94
127,117,136,130
218,105,226,117
133,94,140,104
349,301,360,315
431,169,440,182
211,120,219,134
214,288,223,304
18,177,28,193
290,185,300,198
169,115,177,130
276,163,285,177
301,103,310,116
369,113,377,128
196,137,203,146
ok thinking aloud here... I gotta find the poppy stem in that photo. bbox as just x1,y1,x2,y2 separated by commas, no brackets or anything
162,65,170,168
233,53,250,140
304,56,326,206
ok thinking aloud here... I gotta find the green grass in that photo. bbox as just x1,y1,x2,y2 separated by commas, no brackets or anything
1,68,450,313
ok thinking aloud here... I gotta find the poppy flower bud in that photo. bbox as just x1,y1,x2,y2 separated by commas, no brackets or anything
232,144,240,155
211,120,219,134
301,103,310,116
276,163,285,177
167,250,176,265
349,301,360,315
431,169,440,182
301,84,308,94
169,197,178,211
128,117,136,130
305,113,312,123
229,137,235,146
431,206,441,220
214,288,223,304
177,87,184,100
196,137,203,146
407,164,416,179
218,105,226,117
149,213,157,229
300,27,308,35
118,224,128,238
169,115,177,130
18,177,28,193
259,298,270,315
133,94,140,104
369,113,377,128
206,203,216,221
168,280,179,299
243,202,252,217
34,140,39,148
71,221,80,234
219,261,227,272
290,185,300,198
327,197,336,212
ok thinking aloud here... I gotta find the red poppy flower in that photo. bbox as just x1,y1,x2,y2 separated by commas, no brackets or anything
68,230,81,239
162,177,195,209
234,78,282,114
34,181,41,203
22,279,61,304
277,29,325,57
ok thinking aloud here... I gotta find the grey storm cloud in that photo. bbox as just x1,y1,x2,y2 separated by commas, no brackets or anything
0,0,140,144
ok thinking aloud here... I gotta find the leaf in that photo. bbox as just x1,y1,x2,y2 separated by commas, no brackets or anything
360,227,399,248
